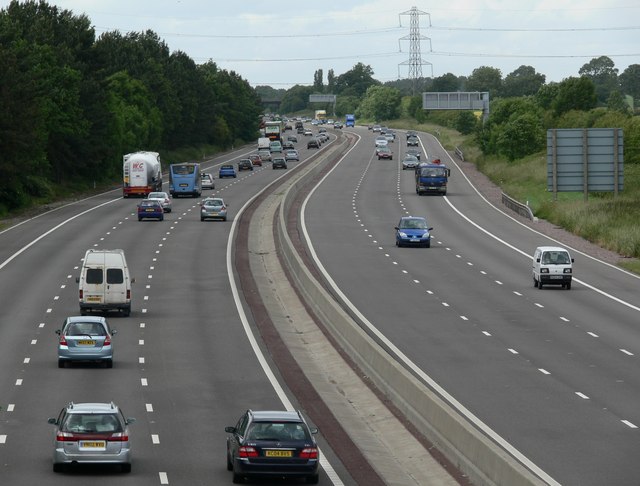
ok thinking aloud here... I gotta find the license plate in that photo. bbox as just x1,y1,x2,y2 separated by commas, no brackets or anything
77,340,95,345
410,238,419,242
265,450,293,457
179,183,188,187
86,296,102,303
80,441,105,449
550,275,563,279
145,208,156,212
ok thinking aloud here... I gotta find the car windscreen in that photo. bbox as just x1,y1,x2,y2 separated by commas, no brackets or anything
63,414,122,433
419,167,447,177
247,422,309,441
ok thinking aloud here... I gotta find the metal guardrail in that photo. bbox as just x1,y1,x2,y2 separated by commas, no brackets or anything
454,147,464,161
502,192,536,221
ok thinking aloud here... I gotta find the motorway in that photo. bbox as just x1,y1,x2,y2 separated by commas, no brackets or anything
302,127,640,485
0,132,352,485
2,122,639,486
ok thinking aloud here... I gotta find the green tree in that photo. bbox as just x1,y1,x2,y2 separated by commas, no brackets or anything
356,85,401,121
534,83,559,110
327,69,336,93
578,56,619,104
503,65,546,97
280,85,314,114
431,73,460,92
607,90,630,114
619,64,640,100
334,62,378,98
496,112,545,161
552,77,597,116
466,66,503,98
455,111,477,135
313,69,323,92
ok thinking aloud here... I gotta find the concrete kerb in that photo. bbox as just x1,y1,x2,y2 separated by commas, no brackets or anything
275,146,547,486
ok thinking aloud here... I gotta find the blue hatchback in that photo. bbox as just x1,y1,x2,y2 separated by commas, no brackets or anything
219,164,237,178
395,216,433,248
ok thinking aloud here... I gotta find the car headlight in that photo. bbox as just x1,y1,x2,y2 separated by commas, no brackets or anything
422,232,430,238
540,268,549,273
564,268,572,274
398,232,408,238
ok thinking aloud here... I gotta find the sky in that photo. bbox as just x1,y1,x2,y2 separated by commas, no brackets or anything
2,0,639,89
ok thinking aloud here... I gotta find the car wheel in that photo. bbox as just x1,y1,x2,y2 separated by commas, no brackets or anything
58,359,65,369
223,217,227,221
122,307,131,317
53,463,64,473
105,359,113,369
227,451,233,471
424,241,431,248
201,217,205,221
232,469,244,484
538,281,543,289
533,277,538,288
307,474,319,484
566,282,572,290
138,218,142,221
121,463,131,473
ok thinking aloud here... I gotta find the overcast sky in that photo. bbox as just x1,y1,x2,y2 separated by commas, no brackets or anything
3,0,639,89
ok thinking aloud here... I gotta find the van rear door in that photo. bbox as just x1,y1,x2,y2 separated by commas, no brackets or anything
104,266,126,305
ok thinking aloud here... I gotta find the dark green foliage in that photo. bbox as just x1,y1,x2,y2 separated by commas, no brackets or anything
552,77,597,116
466,66,503,98
0,0,261,213
579,56,619,104
455,111,478,135
503,65,546,97
431,73,461,92
619,64,640,100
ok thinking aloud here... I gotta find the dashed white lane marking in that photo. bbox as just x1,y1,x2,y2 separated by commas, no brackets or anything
152,434,160,444
514,291,522,296
621,420,638,429
15,379,22,386
140,322,146,328
0,435,6,444
508,349,519,355
560,317,570,322
54,296,59,300
141,378,148,386
535,303,544,308
461,316,468,320
139,357,145,364
7,404,15,411
539,369,551,375
23,358,30,364
576,392,590,400
588,332,599,338
442,302,450,307
30,340,37,345
620,349,634,356
159,472,169,484
139,340,145,346
46,308,52,313
483,331,492,336
146,403,154,412
39,323,45,328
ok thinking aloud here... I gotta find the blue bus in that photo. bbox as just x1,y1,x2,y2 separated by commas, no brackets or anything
169,162,201,197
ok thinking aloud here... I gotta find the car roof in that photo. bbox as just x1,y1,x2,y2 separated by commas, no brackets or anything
250,410,303,422
221,164,233,168
65,402,120,414
66,316,107,324
536,246,570,252
400,216,426,222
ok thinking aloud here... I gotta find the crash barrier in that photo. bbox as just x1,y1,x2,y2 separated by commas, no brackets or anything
274,140,547,486
502,192,536,221
455,146,465,161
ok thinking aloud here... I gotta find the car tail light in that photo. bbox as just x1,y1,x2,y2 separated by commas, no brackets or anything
300,448,318,459
79,289,83,299
238,446,258,458
104,335,111,346
56,431,76,441
126,290,131,299
108,432,128,442
59,335,68,346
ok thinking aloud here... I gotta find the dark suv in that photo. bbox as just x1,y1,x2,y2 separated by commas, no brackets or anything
307,138,320,149
225,410,319,484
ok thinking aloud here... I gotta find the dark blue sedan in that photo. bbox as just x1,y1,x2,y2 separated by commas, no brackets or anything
219,164,237,178
395,216,432,248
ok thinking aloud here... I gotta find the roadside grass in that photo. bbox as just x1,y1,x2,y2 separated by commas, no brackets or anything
440,130,640,272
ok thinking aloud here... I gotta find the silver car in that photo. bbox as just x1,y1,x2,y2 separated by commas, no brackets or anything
147,191,172,212
56,316,116,368
48,402,135,473
201,173,215,190
201,197,228,221
402,155,419,170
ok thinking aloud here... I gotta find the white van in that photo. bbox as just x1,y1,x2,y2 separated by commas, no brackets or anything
532,246,574,290
77,249,134,316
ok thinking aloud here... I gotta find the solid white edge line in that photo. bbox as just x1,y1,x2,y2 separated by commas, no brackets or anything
301,131,560,486
226,148,343,485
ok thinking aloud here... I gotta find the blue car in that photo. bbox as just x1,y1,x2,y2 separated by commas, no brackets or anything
395,216,433,248
137,200,164,221
219,164,237,178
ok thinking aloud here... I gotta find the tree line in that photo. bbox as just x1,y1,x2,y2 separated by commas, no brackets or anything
0,0,262,215
256,58,639,165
